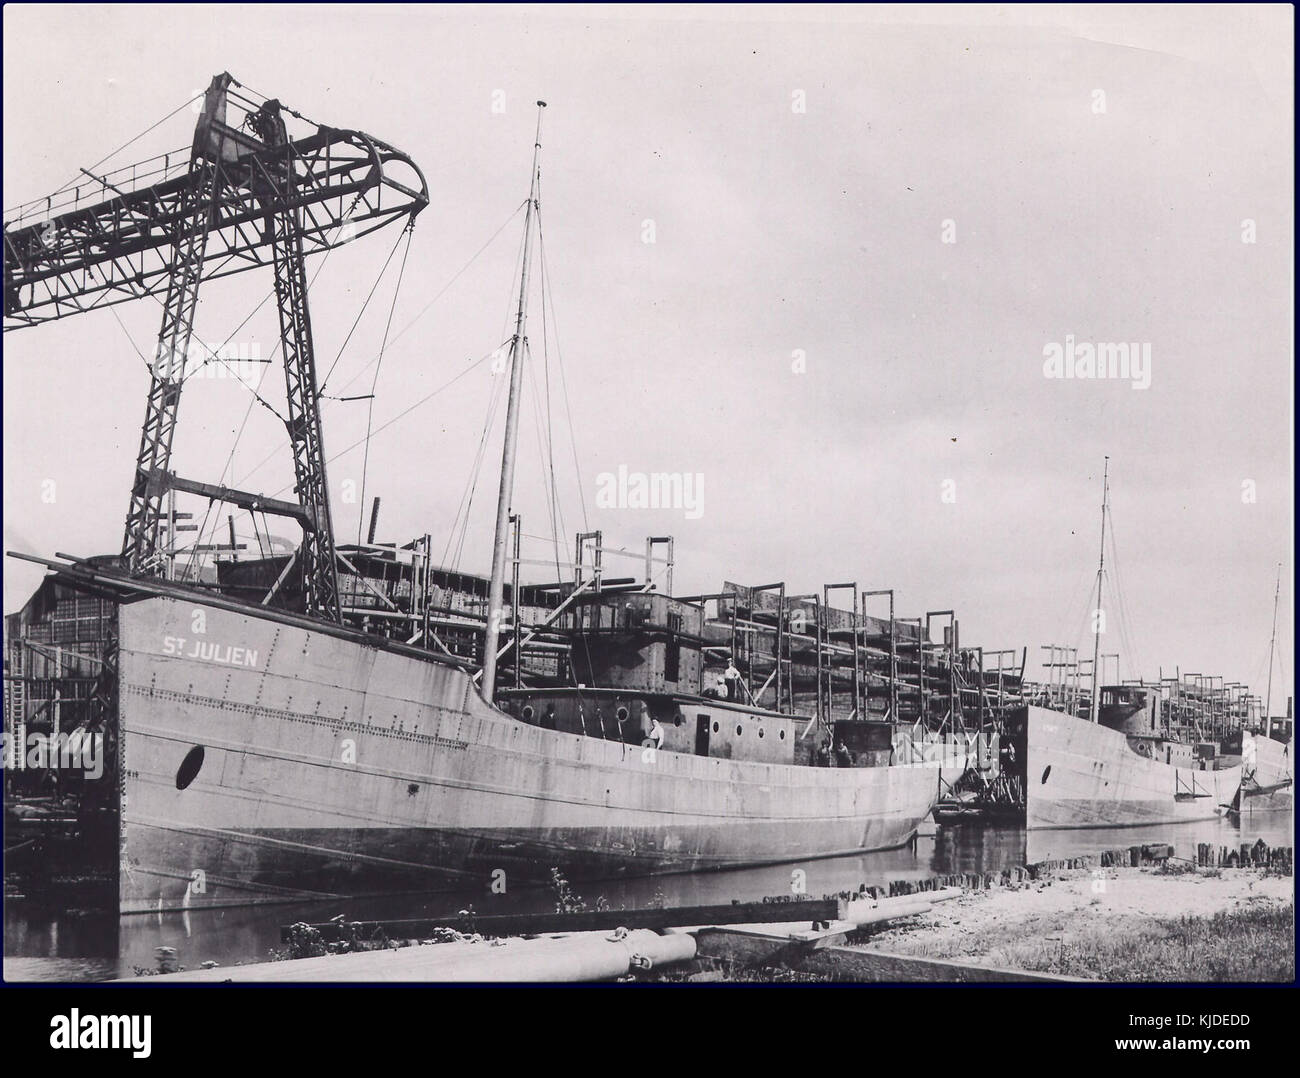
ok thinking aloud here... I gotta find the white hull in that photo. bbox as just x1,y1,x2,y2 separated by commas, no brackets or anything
1025,705,1241,829
117,595,968,910
1243,733,1293,807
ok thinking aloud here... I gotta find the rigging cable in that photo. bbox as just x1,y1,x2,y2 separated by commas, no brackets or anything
188,194,377,572
533,196,595,699
320,225,409,396
170,345,503,568
42,93,203,200
226,200,528,500
444,206,535,575
536,195,589,534
447,361,506,572
1104,507,1145,680
448,374,508,575
354,226,415,549
524,341,567,585
530,181,567,579
381,201,529,357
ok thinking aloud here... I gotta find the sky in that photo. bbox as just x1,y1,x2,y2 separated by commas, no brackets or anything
2,4,1293,706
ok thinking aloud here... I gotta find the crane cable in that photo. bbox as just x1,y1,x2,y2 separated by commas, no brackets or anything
228,199,529,496
36,92,204,202
354,225,415,549
212,187,384,489
169,196,534,578
320,224,409,396
185,194,396,572
168,344,504,566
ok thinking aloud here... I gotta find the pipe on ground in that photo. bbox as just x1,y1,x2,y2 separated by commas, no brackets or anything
122,928,696,983
840,888,961,927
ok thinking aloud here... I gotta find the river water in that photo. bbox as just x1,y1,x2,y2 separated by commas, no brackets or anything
5,806,1292,982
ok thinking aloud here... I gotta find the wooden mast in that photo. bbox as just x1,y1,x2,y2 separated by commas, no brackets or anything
1264,562,1281,734
481,101,546,702
1089,456,1109,723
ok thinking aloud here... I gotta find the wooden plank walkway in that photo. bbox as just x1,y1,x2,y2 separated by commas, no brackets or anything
282,898,844,942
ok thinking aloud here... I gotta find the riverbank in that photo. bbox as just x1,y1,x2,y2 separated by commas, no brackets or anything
849,864,1294,981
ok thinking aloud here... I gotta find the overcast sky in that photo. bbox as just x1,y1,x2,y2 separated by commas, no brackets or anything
3,4,1293,704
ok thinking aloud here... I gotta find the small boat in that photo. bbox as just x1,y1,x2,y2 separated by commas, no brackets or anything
933,791,983,824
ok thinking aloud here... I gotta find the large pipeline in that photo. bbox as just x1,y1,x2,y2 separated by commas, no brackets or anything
840,886,962,927
117,929,696,983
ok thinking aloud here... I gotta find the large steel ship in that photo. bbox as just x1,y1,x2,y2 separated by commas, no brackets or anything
5,75,978,913
1025,694,1241,830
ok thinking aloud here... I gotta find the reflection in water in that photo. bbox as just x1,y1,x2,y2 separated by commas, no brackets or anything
6,808,1292,982
1024,809,1294,865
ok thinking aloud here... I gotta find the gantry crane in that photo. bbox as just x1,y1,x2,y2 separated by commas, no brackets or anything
4,73,429,620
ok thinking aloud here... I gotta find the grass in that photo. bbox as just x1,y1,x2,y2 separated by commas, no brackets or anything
871,902,1294,982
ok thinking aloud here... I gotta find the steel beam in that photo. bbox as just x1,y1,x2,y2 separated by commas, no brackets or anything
121,163,219,572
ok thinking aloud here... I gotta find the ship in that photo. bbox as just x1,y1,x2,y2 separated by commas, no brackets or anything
1243,730,1293,806
4,77,978,913
96,578,968,911
1025,692,1241,829
1023,460,1242,829
1241,568,1293,808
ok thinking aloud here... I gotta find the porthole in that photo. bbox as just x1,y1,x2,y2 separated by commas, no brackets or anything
779,729,786,740
522,705,535,721
674,716,683,727
176,745,205,790
736,725,743,736
758,728,765,738
713,722,720,734
1040,765,1052,785
616,706,629,722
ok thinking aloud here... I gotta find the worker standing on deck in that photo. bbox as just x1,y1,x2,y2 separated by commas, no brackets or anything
648,717,665,751
724,658,742,701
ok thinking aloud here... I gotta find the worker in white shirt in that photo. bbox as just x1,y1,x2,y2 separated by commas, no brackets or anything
648,717,665,750
724,659,742,701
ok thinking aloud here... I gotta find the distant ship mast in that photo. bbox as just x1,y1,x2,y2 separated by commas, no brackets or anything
1264,562,1281,733
1090,456,1109,723
481,101,547,703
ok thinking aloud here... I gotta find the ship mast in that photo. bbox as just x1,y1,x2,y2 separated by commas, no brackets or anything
1089,456,1109,723
481,101,546,703
1264,562,1281,733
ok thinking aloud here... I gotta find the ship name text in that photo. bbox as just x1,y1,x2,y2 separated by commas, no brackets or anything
162,636,259,667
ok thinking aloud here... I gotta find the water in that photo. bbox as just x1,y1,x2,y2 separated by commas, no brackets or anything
6,808,1292,982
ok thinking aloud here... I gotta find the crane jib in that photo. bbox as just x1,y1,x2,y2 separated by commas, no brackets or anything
3,73,429,624
4,90,428,329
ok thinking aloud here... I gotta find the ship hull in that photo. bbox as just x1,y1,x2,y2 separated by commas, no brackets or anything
117,596,966,911
1025,705,1241,829
1243,734,1293,808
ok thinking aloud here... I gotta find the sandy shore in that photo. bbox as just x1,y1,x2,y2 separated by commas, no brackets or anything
854,866,1294,980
